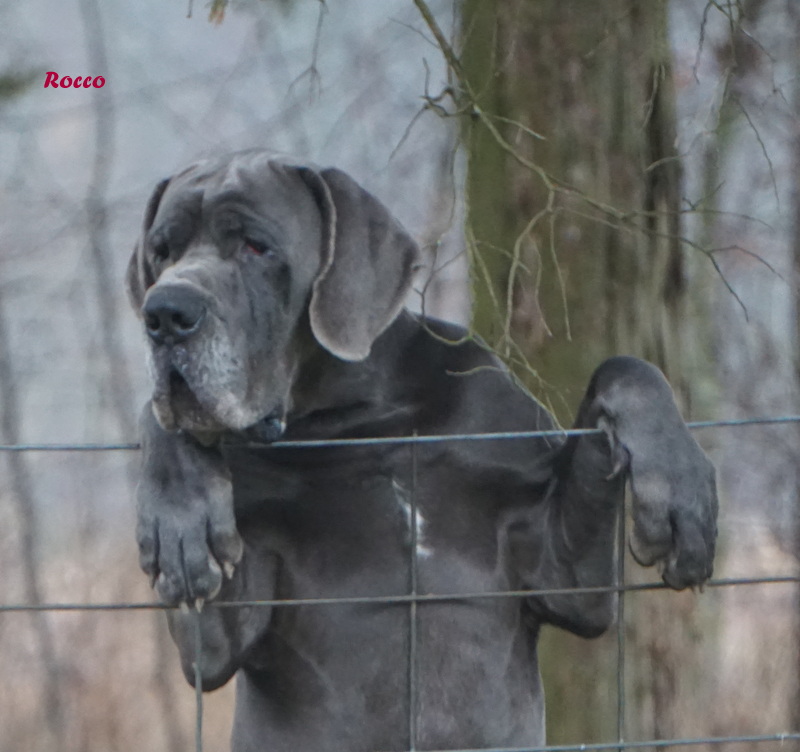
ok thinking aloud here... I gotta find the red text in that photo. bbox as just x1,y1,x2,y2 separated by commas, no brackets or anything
44,72,105,89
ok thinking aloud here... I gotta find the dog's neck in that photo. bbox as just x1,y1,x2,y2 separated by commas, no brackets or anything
282,310,422,441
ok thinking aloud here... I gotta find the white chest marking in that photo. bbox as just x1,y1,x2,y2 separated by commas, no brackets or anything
392,478,433,558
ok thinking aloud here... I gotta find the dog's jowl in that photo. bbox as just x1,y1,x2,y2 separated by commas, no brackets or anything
127,150,718,752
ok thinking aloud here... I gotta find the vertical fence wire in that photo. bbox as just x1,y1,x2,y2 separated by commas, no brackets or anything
408,431,420,752
192,608,204,752
616,493,626,752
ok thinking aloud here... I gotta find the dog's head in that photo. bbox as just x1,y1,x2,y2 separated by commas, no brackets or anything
127,151,421,437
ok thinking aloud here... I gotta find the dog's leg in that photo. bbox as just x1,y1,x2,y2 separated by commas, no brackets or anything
164,551,277,690
513,356,717,637
136,403,242,604
136,403,275,688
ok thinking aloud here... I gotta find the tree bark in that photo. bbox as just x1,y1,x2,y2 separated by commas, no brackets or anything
461,0,698,419
459,0,711,742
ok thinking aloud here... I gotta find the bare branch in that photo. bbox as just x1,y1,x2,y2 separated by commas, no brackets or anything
288,0,327,100
735,98,781,209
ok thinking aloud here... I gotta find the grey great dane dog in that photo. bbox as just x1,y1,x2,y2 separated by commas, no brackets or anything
126,150,718,752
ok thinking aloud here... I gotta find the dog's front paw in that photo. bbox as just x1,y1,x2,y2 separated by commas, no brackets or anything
592,357,718,590
136,405,243,606
136,468,242,606
627,437,717,590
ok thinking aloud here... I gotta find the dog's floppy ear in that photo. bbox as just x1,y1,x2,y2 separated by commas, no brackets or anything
299,167,422,361
126,177,171,311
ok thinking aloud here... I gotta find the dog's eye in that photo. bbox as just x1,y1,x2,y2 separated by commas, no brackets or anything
152,241,170,261
244,238,275,257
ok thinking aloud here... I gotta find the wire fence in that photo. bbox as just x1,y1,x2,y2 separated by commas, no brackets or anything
1,415,800,752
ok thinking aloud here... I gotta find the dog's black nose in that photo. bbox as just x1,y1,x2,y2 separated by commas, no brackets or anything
143,285,207,344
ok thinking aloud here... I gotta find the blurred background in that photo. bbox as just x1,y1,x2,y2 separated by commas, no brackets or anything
0,0,797,750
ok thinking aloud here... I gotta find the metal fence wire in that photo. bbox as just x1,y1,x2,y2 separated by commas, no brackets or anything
2,415,800,752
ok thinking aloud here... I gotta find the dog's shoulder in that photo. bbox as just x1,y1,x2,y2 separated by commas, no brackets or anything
386,312,556,437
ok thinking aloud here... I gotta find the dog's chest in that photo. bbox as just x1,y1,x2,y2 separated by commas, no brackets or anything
247,469,430,581
231,449,511,601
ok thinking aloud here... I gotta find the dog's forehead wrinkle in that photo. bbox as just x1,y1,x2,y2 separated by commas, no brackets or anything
156,258,224,295
180,158,321,267
153,187,203,241
213,154,284,195
204,194,288,249
214,165,262,205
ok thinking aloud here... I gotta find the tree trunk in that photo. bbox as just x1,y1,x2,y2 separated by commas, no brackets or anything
459,0,711,743
460,0,702,417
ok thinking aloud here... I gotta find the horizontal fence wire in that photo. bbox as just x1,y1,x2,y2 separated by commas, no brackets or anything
0,576,797,613
1,414,800,452
1,414,799,752
406,733,800,752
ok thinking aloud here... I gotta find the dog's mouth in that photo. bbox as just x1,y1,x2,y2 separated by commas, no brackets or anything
149,360,286,440
150,365,217,432
168,368,202,411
